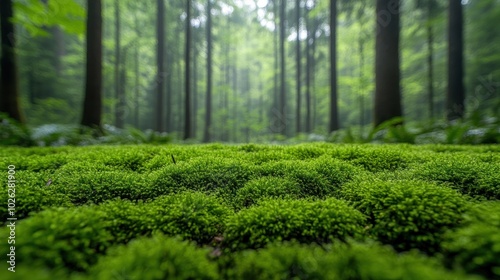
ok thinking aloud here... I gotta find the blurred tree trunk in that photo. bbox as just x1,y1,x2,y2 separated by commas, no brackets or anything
279,0,287,136
426,0,435,119
184,0,192,140
193,27,198,139
203,0,213,142
155,0,165,132
81,0,103,130
305,7,311,133
359,38,365,127
114,0,124,128
374,0,402,126
329,0,339,132
0,0,24,123
447,0,464,121
270,0,279,135
134,12,140,128
296,0,302,134
311,14,318,131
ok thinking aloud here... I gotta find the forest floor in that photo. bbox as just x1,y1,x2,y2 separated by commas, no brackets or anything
0,143,499,279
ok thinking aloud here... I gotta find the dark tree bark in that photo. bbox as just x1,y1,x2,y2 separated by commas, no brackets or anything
374,0,402,126
81,0,103,129
184,0,192,140
296,0,302,134
447,0,464,121
155,0,165,132
114,0,124,128
0,0,24,123
203,0,213,142
279,0,287,135
329,0,339,132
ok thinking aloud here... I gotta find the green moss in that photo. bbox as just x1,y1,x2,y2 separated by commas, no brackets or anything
228,242,476,280
442,202,500,279
341,180,467,253
224,198,366,250
91,235,219,280
413,154,500,199
234,177,301,209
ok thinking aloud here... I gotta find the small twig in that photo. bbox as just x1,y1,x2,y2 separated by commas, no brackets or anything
171,154,176,165
45,179,52,187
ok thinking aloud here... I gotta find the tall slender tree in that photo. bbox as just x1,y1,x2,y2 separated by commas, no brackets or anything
203,0,213,142
279,0,287,135
447,0,464,121
114,0,124,128
133,10,140,127
305,6,312,133
0,0,24,123
81,0,103,130
426,0,436,119
296,0,302,134
184,0,192,140
155,0,165,132
329,0,339,132
374,0,402,126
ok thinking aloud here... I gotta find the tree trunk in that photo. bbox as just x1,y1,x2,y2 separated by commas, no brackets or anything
203,0,213,142
193,30,198,138
134,13,140,127
270,0,279,135
374,0,402,126
329,0,339,132
427,23,434,119
359,38,365,127
296,0,302,134
305,7,311,133
155,0,165,132
0,0,24,123
447,0,464,121
81,0,102,130
279,0,287,136
311,14,318,131
184,0,192,140
114,0,124,128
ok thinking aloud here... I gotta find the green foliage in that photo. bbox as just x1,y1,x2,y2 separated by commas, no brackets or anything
328,117,500,145
224,198,366,251
1,207,113,272
49,170,146,204
0,114,33,146
413,154,500,199
228,242,474,280
0,170,72,221
442,202,500,279
234,177,301,209
256,161,333,198
149,192,231,245
329,146,410,172
13,0,85,37
151,158,256,198
91,235,219,280
0,143,498,278
341,180,467,253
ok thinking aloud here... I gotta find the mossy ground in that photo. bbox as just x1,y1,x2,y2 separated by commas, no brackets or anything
0,143,499,279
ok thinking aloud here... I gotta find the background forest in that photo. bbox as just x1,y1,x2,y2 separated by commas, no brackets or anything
0,0,499,145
